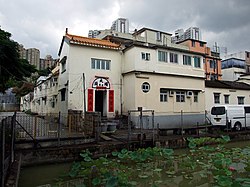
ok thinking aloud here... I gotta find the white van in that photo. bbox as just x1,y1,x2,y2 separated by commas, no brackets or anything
210,105,250,130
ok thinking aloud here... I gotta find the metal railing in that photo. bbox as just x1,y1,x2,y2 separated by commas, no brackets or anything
14,112,91,141
1,114,15,187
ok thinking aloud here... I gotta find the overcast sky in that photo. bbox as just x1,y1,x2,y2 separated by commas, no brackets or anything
0,0,250,58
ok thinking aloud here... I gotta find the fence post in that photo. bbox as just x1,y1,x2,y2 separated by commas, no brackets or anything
205,110,208,134
94,113,100,143
57,112,61,146
10,112,16,164
128,111,131,146
152,110,155,146
181,110,183,136
68,114,72,135
1,120,5,187
244,111,246,131
34,116,37,139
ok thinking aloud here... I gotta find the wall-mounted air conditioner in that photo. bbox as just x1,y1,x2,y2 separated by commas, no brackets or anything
169,90,175,97
187,91,193,97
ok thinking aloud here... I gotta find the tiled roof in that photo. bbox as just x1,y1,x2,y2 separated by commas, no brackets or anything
205,80,250,90
65,33,120,49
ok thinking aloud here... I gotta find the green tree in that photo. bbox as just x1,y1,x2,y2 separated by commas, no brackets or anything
0,28,37,93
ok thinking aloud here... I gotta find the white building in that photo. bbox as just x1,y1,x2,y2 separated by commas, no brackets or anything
221,58,246,81
172,27,202,43
88,30,101,38
56,27,206,129
29,63,60,114
205,80,250,113
111,18,129,33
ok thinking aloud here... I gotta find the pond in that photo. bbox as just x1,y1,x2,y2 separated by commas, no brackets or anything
19,138,250,187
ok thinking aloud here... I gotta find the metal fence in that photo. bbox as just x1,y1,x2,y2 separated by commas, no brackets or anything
13,112,94,141
1,114,15,187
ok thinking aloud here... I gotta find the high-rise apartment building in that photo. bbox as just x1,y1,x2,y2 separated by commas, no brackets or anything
185,27,201,41
88,30,101,38
27,48,40,70
18,44,40,70
172,27,202,43
40,55,57,70
111,18,129,33
18,44,26,59
88,18,130,39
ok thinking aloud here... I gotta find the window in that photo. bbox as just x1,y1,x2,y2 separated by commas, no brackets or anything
156,32,162,41
60,56,67,73
96,60,100,69
101,60,105,69
61,88,66,101
176,91,185,102
210,74,218,80
244,107,250,113
214,93,220,104
160,88,168,102
224,95,229,104
247,52,250,58
91,58,110,70
194,56,201,68
200,42,204,47
61,62,66,73
158,51,168,62
51,99,55,108
238,96,244,105
192,41,195,47
210,60,216,69
141,82,150,93
183,55,191,65
106,61,110,70
141,52,150,61
211,106,226,115
170,53,178,63
194,92,198,102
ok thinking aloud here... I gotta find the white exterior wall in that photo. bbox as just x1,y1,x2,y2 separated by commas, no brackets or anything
123,46,204,78
122,74,136,112
58,42,122,117
131,74,205,112
205,87,250,113
58,41,70,115
30,75,59,115
221,68,246,81
20,93,33,112
122,46,205,128
46,77,59,114
224,51,245,60
237,75,250,85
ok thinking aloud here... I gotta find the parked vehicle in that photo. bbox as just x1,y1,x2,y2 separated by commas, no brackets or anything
210,105,250,131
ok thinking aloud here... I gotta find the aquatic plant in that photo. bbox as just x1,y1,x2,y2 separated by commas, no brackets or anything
63,137,250,187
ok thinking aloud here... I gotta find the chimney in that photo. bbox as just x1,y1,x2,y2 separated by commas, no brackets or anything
65,28,68,34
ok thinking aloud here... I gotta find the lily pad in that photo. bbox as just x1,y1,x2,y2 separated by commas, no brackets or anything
138,174,149,179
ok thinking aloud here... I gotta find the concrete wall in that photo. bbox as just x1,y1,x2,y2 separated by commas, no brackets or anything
123,46,204,78
123,72,205,129
205,87,250,113
59,42,122,117
221,68,246,81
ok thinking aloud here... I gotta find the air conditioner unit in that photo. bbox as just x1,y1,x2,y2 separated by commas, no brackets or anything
187,91,193,97
169,90,175,97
